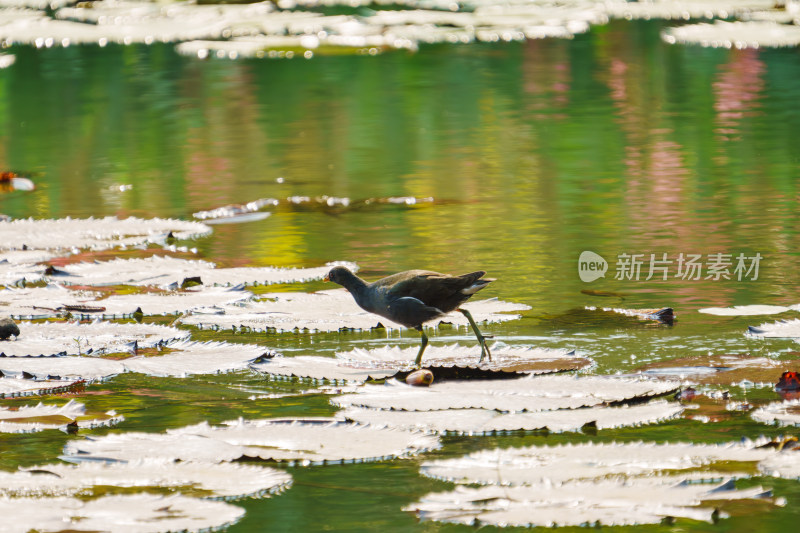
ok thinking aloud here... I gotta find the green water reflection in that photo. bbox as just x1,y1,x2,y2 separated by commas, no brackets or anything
1,18,800,532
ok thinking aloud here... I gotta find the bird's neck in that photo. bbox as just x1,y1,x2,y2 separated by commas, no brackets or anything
341,272,370,301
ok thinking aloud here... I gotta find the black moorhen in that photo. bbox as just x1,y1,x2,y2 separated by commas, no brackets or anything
324,266,494,366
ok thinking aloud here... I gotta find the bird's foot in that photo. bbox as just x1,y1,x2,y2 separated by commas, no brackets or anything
477,334,493,362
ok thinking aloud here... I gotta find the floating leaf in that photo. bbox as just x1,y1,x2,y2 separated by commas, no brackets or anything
636,353,792,386
585,305,675,324
759,450,800,480
122,340,269,377
0,321,188,357
699,304,797,316
0,217,210,253
332,374,679,412
182,289,529,332
747,318,800,338
51,256,354,288
606,0,775,21
0,376,83,398
337,344,592,374
663,20,800,48
338,400,683,434
419,440,774,486
752,399,800,427
1,460,290,500
64,418,440,465
250,355,398,383
0,493,244,533
0,354,124,382
406,478,776,527
0,399,122,433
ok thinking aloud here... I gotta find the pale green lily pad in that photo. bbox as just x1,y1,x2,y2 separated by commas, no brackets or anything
122,340,269,377
52,256,354,288
747,318,800,338
181,289,528,332
0,339,270,379
699,304,797,316
250,355,399,383
338,399,683,434
0,321,188,357
405,478,777,527
64,418,440,465
332,374,679,412
2,459,291,500
606,0,775,20
752,399,800,426
663,20,800,48
336,344,592,373
0,217,210,252
0,375,83,398
419,440,775,486
0,493,244,533
0,399,122,433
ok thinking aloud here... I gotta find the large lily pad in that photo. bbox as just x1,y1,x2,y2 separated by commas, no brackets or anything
251,345,590,384
663,20,800,48
699,304,798,316
63,418,440,465
606,0,775,21
419,440,774,486
0,217,210,253
1,459,290,500
250,355,399,383
122,340,269,377
0,375,84,398
406,478,776,527
51,256,354,288
752,399,800,427
337,344,592,374
0,493,244,533
181,289,529,332
747,318,800,338
332,374,680,412
0,284,254,319
338,400,683,434
0,399,121,433
636,353,793,386
0,321,188,357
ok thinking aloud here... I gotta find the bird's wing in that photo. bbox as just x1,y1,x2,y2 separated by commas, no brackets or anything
384,271,487,307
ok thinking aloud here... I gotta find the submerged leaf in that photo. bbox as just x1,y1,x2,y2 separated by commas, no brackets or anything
63,418,440,465
636,353,792,386
0,493,244,533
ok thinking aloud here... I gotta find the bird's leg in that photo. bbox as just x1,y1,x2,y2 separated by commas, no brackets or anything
458,308,492,362
414,328,429,368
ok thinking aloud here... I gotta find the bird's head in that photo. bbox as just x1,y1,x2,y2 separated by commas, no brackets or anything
323,265,353,285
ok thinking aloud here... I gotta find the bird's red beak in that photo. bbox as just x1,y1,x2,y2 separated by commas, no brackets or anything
323,274,329,282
